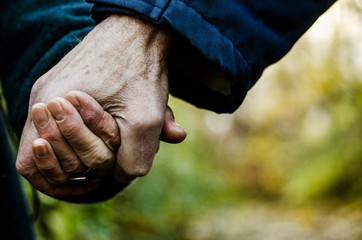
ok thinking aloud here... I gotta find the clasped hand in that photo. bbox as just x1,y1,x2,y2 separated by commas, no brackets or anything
16,15,186,197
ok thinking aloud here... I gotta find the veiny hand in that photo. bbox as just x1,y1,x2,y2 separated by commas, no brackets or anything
16,15,186,197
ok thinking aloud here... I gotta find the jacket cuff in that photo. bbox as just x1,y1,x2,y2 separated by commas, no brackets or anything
87,0,170,23
86,0,335,114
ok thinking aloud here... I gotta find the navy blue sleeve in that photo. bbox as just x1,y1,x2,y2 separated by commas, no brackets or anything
0,0,95,137
0,0,128,203
86,0,336,113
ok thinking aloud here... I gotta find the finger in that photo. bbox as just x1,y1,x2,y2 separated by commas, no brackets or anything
113,116,163,182
160,106,187,143
16,122,97,197
32,138,68,186
24,170,98,197
47,98,115,171
65,91,120,152
16,119,45,183
32,103,86,173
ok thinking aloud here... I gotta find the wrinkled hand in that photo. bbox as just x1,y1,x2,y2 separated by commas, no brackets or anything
16,15,186,197
28,91,120,196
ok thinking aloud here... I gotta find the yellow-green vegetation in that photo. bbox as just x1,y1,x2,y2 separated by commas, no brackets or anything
24,0,361,239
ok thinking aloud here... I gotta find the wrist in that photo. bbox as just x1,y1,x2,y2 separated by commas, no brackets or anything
89,15,174,65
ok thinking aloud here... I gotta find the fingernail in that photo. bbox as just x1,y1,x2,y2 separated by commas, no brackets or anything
32,106,49,127
172,121,183,129
66,94,81,111
48,100,65,120
172,121,187,136
34,143,48,158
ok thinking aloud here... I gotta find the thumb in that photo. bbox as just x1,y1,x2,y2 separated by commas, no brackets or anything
160,106,187,143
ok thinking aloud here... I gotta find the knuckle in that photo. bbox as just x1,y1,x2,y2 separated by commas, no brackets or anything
62,161,84,174
123,162,151,178
131,114,163,132
29,76,48,101
124,167,150,178
15,159,28,177
38,162,58,173
42,129,62,143
36,164,68,186
145,115,163,128
48,175,68,186
81,106,106,132
105,131,121,151
83,114,99,128
59,123,80,140
86,150,114,170
30,79,42,96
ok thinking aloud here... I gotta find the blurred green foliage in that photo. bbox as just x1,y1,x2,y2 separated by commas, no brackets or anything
24,0,361,239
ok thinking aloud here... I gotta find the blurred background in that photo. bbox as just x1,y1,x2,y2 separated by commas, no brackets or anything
25,0,361,239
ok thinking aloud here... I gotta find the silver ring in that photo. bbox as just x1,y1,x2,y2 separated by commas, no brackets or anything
69,168,101,183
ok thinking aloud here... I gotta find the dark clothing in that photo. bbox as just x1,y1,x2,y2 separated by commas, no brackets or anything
0,0,336,237
0,109,35,240
1,0,337,138
0,0,129,205
88,0,336,113
0,0,96,138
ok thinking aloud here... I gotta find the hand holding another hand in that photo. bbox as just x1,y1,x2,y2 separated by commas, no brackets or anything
16,15,186,198
28,91,120,196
